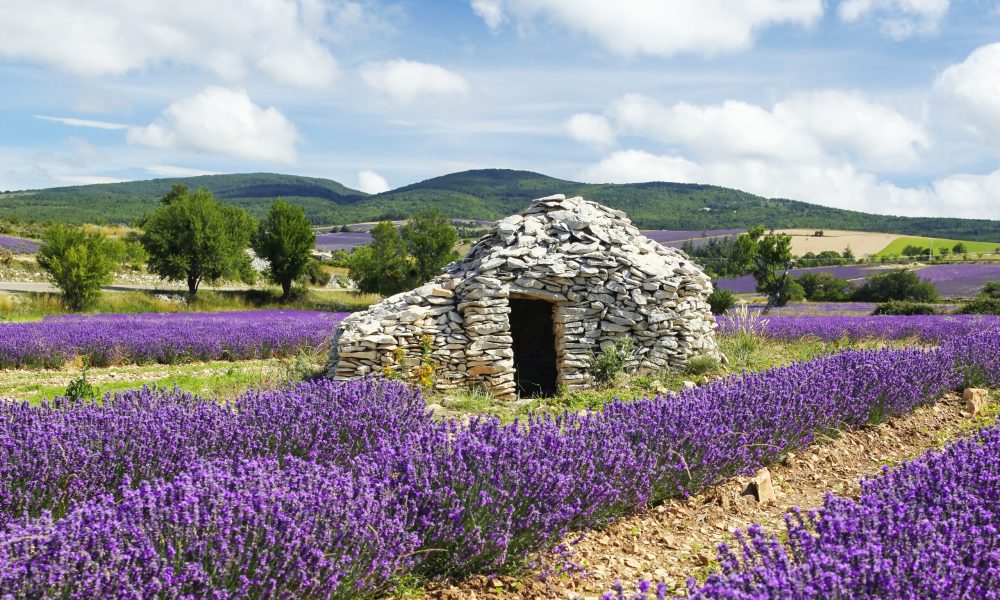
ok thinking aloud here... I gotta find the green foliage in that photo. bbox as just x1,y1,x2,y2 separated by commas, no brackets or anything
980,280,1000,299
956,297,1000,315
872,300,938,315
348,222,416,296
795,271,854,301
953,242,968,254
348,212,459,296
799,250,848,266
588,337,636,387
304,261,331,286
685,355,720,376
37,225,117,311
707,288,736,315
682,235,741,277
140,187,256,294
902,244,930,257
730,225,798,309
850,269,939,303
252,199,317,299
64,364,96,402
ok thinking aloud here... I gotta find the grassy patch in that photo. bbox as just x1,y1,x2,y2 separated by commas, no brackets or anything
874,236,1000,257
0,288,378,322
0,350,327,405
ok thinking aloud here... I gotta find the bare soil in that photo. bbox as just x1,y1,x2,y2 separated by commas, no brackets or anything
427,391,978,599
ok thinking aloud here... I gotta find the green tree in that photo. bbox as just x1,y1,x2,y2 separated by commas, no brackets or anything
850,269,939,303
795,272,853,301
952,242,968,254
730,225,799,310
401,208,460,282
37,225,116,311
252,199,316,300
348,221,416,295
140,187,256,295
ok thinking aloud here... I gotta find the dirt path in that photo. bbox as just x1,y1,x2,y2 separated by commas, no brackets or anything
427,391,983,599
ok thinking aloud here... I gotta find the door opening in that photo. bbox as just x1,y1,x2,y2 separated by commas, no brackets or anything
508,297,558,397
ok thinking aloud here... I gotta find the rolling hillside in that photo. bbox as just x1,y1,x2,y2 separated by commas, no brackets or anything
2,169,998,241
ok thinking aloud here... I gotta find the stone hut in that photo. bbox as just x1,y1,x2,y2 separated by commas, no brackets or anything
327,195,721,400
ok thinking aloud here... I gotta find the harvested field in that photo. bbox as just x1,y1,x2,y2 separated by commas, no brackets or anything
777,229,899,257
433,390,992,599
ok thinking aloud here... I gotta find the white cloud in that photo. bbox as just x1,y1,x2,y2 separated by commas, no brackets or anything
582,149,1000,220
936,43,1000,143
127,87,299,164
837,0,949,39
146,165,220,177
0,0,346,86
35,115,130,130
468,0,822,56
564,113,615,148
360,59,470,104
471,0,505,29
356,169,391,194
602,91,927,171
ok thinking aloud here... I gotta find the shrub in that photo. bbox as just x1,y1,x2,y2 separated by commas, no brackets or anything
685,355,719,376
37,225,117,311
872,300,938,316
305,260,332,286
589,337,636,387
956,297,1000,315
850,269,939,303
795,272,853,301
707,288,736,314
981,280,1000,300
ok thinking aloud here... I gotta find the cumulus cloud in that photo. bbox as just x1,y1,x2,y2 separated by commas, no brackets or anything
582,149,999,220
0,0,347,86
935,43,1000,143
127,87,299,164
602,91,927,171
356,169,391,194
564,113,616,148
360,59,470,104
468,0,822,56
837,0,949,39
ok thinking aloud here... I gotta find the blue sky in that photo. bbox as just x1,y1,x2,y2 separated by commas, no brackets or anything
1,0,999,219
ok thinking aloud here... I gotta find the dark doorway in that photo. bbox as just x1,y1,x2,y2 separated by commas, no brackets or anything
509,298,558,397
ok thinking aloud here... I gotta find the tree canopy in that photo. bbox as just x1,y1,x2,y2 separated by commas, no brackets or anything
730,225,801,310
252,199,316,299
140,187,256,294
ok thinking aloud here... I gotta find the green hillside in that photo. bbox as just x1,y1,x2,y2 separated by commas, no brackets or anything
0,173,367,225
2,169,998,242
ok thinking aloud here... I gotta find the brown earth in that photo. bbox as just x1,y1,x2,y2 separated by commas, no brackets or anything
426,390,983,600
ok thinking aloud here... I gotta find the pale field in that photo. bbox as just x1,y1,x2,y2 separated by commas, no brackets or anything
777,229,900,257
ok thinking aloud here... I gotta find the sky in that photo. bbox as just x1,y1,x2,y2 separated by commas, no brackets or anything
1,0,999,220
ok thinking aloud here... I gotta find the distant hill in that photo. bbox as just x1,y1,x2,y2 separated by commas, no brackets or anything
0,173,367,224
2,169,998,241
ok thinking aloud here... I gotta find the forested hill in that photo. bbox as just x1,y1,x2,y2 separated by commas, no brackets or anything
0,173,368,224
2,169,997,241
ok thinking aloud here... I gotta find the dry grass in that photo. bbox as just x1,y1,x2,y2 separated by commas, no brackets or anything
777,229,900,257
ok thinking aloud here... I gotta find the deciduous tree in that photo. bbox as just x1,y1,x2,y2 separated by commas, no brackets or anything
252,200,315,300
37,225,116,311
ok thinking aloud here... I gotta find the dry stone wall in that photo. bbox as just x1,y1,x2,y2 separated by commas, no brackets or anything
327,194,721,400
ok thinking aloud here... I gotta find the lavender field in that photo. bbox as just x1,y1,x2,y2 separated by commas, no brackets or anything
718,314,1000,342
0,328,995,596
315,231,373,251
0,235,38,254
0,310,347,368
641,229,742,248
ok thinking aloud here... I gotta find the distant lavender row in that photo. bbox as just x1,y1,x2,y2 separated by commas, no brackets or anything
315,231,372,251
1,331,995,595
718,314,1000,342
0,310,347,368
0,235,38,254
641,230,742,247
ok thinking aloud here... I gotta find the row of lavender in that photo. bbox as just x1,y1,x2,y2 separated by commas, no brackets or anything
0,330,995,596
717,313,1000,343
0,310,348,368
614,412,1000,599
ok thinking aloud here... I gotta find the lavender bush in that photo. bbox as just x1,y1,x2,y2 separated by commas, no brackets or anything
0,235,38,254
684,424,1000,599
0,309,347,368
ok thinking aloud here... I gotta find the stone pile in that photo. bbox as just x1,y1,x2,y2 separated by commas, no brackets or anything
327,194,722,400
